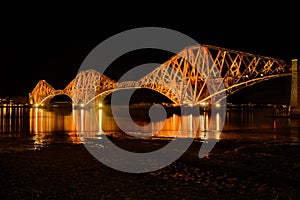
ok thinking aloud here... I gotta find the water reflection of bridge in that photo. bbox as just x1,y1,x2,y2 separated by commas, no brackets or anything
73,108,221,140
27,107,221,141
1,107,299,144
29,44,293,108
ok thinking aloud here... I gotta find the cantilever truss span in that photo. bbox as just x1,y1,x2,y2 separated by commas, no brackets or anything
202,44,291,100
29,44,291,106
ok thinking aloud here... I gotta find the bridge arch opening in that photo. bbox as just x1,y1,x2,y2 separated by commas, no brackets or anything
103,88,174,106
227,76,291,105
101,88,178,124
49,94,73,107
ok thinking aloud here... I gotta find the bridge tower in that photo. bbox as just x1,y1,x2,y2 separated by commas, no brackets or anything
290,59,300,115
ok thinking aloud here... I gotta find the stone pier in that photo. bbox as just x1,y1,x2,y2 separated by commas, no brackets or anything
290,59,300,116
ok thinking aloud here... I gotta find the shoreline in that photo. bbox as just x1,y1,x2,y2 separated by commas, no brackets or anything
0,138,299,199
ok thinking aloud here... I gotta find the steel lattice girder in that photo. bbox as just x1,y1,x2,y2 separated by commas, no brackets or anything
30,44,291,106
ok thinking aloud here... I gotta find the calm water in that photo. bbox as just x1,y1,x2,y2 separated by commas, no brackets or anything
0,105,299,152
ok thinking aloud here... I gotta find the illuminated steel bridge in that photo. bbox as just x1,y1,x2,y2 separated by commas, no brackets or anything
29,44,291,107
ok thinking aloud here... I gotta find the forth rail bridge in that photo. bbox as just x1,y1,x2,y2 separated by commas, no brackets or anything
28,44,300,115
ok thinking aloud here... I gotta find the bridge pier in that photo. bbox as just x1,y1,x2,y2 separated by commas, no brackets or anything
28,93,34,105
290,59,300,116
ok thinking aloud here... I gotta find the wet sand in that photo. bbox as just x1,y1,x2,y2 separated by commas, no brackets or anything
0,138,299,199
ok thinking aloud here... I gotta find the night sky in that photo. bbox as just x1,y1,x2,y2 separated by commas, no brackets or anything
0,2,298,104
